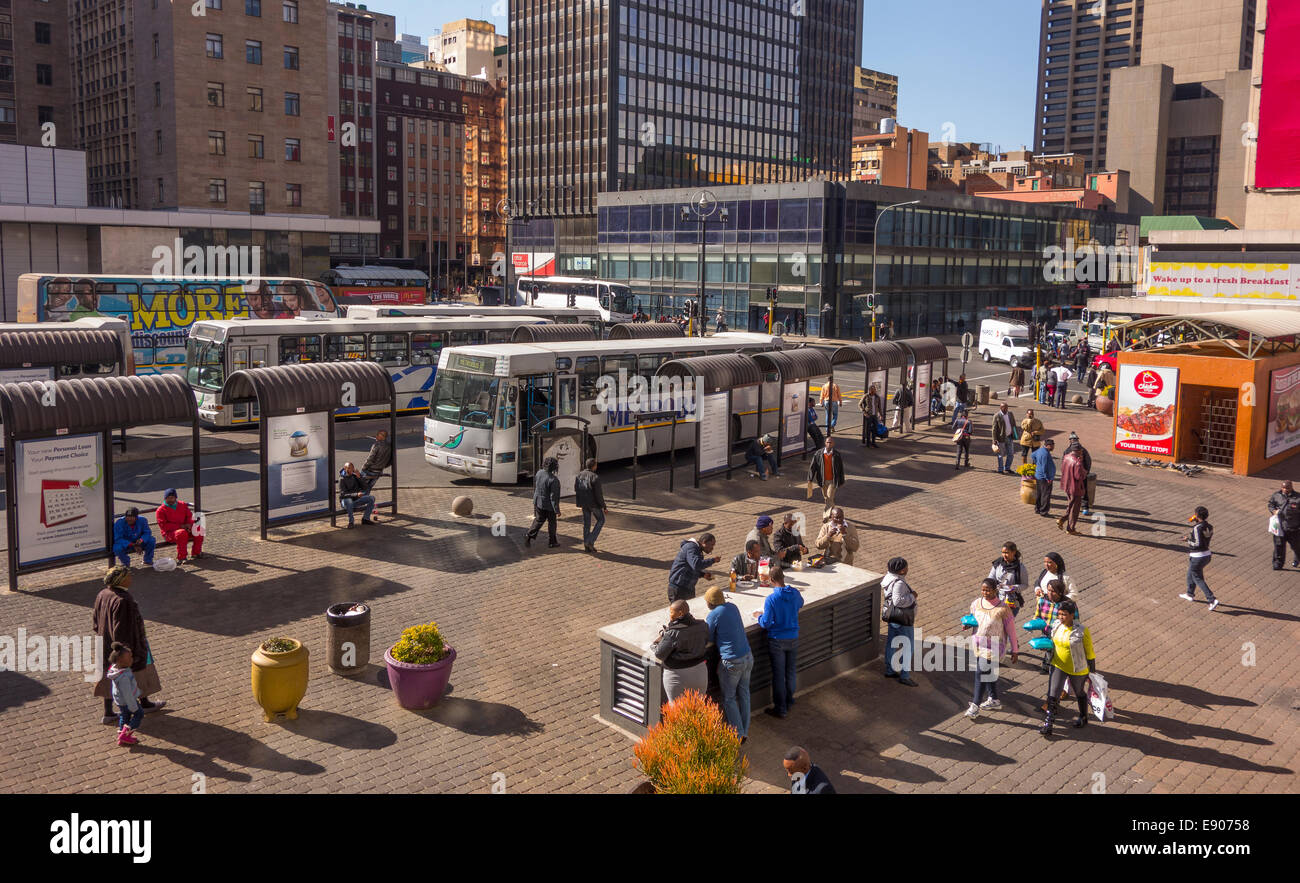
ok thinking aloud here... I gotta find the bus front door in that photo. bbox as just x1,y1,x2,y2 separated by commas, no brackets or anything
230,346,250,423
519,373,554,475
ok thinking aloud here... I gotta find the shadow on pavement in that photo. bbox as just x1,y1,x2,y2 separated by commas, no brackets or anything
419,695,545,738
129,744,255,785
289,709,398,749
146,714,326,776
0,671,52,713
1214,604,1300,622
1102,672,1256,710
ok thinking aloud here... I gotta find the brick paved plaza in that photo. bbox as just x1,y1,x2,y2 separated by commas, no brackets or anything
1,400,1297,794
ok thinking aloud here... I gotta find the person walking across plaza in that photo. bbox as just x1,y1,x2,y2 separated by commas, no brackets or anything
814,507,860,565
819,376,842,430
525,457,561,548
1052,362,1073,409
1267,479,1300,569
881,557,918,686
93,565,165,724
1019,408,1044,465
754,564,803,718
859,383,884,447
1039,600,1096,736
964,578,1019,718
668,533,719,602
1179,506,1219,611
112,508,156,568
574,458,607,554
106,643,144,747
1063,431,1095,515
1032,437,1057,516
1057,442,1088,533
652,600,710,703
154,489,203,563
989,541,1028,617
1033,551,1075,602
952,409,973,470
783,746,837,794
705,586,753,743
992,402,1018,474
1008,362,1026,399
808,436,845,520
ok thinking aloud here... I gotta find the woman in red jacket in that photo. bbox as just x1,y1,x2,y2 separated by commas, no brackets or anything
155,488,203,562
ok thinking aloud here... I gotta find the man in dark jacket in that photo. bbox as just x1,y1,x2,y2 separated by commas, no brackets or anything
668,533,719,601
783,746,837,794
574,458,607,553
808,436,846,520
93,565,164,723
361,429,392,490
652,600,711,701
338,463,376,527
1064,431,1095,515
1179,506,1218,611
991,402,1017,474
1267,479,1300,570
773,513,808,566
859,383,883,448
730,539,762,581
891,382,914,431
526,457,561,548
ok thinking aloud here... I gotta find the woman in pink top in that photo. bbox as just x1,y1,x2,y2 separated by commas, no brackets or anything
965,578,1019,718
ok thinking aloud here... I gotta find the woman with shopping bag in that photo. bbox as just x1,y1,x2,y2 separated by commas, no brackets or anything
92,565,166,724
1039,600,1095,737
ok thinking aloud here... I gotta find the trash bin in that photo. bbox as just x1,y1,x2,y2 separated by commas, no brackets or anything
1085,473,1098,511
977,384,990,405
326,603,371,675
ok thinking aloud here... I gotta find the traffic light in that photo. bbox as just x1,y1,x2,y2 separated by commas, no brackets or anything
866,293,876,311
567,291,576,308
1028,323,1039,346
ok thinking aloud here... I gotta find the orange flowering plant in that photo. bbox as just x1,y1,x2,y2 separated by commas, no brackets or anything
632,691,748,794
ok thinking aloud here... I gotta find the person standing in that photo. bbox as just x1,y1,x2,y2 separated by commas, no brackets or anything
1179,506,1219,611
881,557,918,686
1032,437,1057,516
525,457,561,548
964,578,1019,718
807,436,846,520
1063,432,1095,515
952,410,973,470
1074,341,1091,377
1019,408,1044,464
992,402,1018,474
819,376,842,430
814,507,860,565
1052,363,1073,409
1039,600,1096,736
154,489,203,563
574,458,607,554
93,566,165,724
668,533,720,602
891,382,914,431
1057,443,1088,533
652,600,710,703
783,746,837,794
705,586,753,743
715,308,727,334
753,564,802,718
106,643,144,747
1267,480,1300,569
859,383,883,448
1008,362,1026,399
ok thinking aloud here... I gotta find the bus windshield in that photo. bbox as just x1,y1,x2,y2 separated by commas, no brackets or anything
604,285,634,315
186,338,225,390
430,370,498,429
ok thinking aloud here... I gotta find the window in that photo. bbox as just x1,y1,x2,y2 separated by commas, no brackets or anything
206,0,222,8
208,130,226,155
410,332,444,364
284,137,300,161
152,33,159,58
283,46,298,70
154,82,161,106
207,82,225,106
208,178,227,203
369,334,408,366
35,21,51,43
36,64,52,86
285,183,301,206
282,0,298,23
326,334,367,361
279,336,321,364
245,0,260,15
284,92,299,115
156,178,164,203
38,106,53,125
246,40,262,64
249,180,265,214
156,131,163,154
0,99,14,124
248,134,263,158
206,33,223,58
247,86,263,111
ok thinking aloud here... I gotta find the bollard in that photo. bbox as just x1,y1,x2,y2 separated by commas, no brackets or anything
451,495,473,517
977,384,990,405
326,603,371,675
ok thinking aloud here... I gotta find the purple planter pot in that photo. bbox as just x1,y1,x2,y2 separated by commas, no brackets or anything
384,646,456,710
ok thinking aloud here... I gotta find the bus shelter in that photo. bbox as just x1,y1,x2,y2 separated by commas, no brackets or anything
0,373,200,590
752,348,832,464
831,340,909,437
607,323,686,340
656,354,763,487
897,337,950,428
509,323,598,344
219,362,396,539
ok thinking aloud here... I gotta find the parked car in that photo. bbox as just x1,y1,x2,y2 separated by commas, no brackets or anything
979,319,1033,368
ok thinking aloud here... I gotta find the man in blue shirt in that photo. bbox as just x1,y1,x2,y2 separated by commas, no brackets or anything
1032,437,1057,516
753,564,803,719
705,586,753,742
112,508,156,567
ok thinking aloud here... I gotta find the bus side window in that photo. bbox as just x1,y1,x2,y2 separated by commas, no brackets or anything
638,353,663,376
326,333,367,361
602,354,636,382
486,329,512,343
576,356,600,399
369,333,408,366
411,331,444,365
280,335,322,364
450,330,485,347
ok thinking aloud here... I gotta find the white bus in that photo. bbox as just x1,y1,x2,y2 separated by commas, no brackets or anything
345,303,604,336
513,276,636,325
185,314,553,426
425,332,786,482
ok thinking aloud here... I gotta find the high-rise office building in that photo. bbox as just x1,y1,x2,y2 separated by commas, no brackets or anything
1,0,74,148
852,67,898,137
509,0,863,273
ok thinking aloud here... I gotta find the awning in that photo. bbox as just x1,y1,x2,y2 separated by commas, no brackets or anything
0,373,195,437
656,354,763,394
898,337,949,363
608,323,686,340
1120,309,1300,358
831,341,909,370
752,348,833,383
0,329,123,370
221,362,393,417
510,324,598,343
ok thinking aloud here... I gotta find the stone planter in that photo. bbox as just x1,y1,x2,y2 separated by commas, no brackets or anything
1096,396,1114,416
251,639,309,721
1020,477,1038,505
384,646,457,710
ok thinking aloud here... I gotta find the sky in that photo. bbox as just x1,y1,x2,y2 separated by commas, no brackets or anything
378,0,1042,150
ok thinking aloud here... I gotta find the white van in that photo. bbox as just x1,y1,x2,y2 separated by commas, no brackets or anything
979,319,1033,368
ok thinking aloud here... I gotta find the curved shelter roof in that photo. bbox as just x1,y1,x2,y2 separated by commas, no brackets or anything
608,323,686,340
898,337,949,362
221,362,393,418
1120,309,1300,358
0,328,123,370
510,324,598,343
656,354,763,394
0,373,194,437
752,348,833,383
831,341,909,370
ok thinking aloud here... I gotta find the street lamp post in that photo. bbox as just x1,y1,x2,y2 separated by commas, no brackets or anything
681,190,729,337
870,199,920,342
498,185,572,306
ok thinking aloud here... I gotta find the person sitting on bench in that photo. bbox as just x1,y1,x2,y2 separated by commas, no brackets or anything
112,508,156,567
339,462,376,527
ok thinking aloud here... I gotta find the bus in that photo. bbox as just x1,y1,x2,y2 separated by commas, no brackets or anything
425,332,785,482
320,265,430,307
513,275,636,325
0,317,133,379
185,314,553,426
345,303,604,336
17,273,338,376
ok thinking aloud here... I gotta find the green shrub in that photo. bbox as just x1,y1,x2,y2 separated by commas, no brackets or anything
390,622,447,665
261,637,298,654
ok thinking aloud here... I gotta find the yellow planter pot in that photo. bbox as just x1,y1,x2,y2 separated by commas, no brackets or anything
1020,477,1038,505
251,639,309,722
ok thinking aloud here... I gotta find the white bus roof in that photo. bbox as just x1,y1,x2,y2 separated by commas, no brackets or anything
516,276,629,286
17,273,319,283
438,332,784,373
190,315,551,337
345,304,602,320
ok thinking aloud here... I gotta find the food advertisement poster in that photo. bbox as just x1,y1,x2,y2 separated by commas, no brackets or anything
267,412,330,521
1266,365,1300,458
15,433,107,566
1115,365,1179,456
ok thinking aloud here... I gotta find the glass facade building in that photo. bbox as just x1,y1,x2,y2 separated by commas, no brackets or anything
597,181,1139,338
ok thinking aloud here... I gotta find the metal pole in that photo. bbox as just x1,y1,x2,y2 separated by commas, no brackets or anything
259,417,269,541
390,386,398,516
328,413,337,528
631,415,639,501
669,415,676,493
6,423,18,590
192,415,202,516
102,428,115,565
871,200,919,343
697,218,705,338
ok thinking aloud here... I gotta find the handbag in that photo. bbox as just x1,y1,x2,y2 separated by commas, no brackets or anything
881,586,916,626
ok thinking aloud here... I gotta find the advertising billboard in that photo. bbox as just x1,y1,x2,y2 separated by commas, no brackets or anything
15,433,107,567
1266,365,1300,459
1114,365,1179,456
267,412,330,521
1147,261,1300,305
697,392,730,475
1254,0,1300,189
780,382,806,456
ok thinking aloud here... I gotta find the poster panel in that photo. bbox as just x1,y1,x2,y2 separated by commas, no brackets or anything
15,433,107,566
915,363,932,419
539,429,584,498
867,369,887,402
1254,0,1300,189
1146,261,1299,305
1266,365,1300,459
267,412,330,520
697,392,730,475
780,381,806,456
1114,365,1179,456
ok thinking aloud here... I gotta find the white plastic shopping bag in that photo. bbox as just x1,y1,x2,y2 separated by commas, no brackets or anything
1269,514,1283,537
153,557,177,572
1087,672,1114,722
